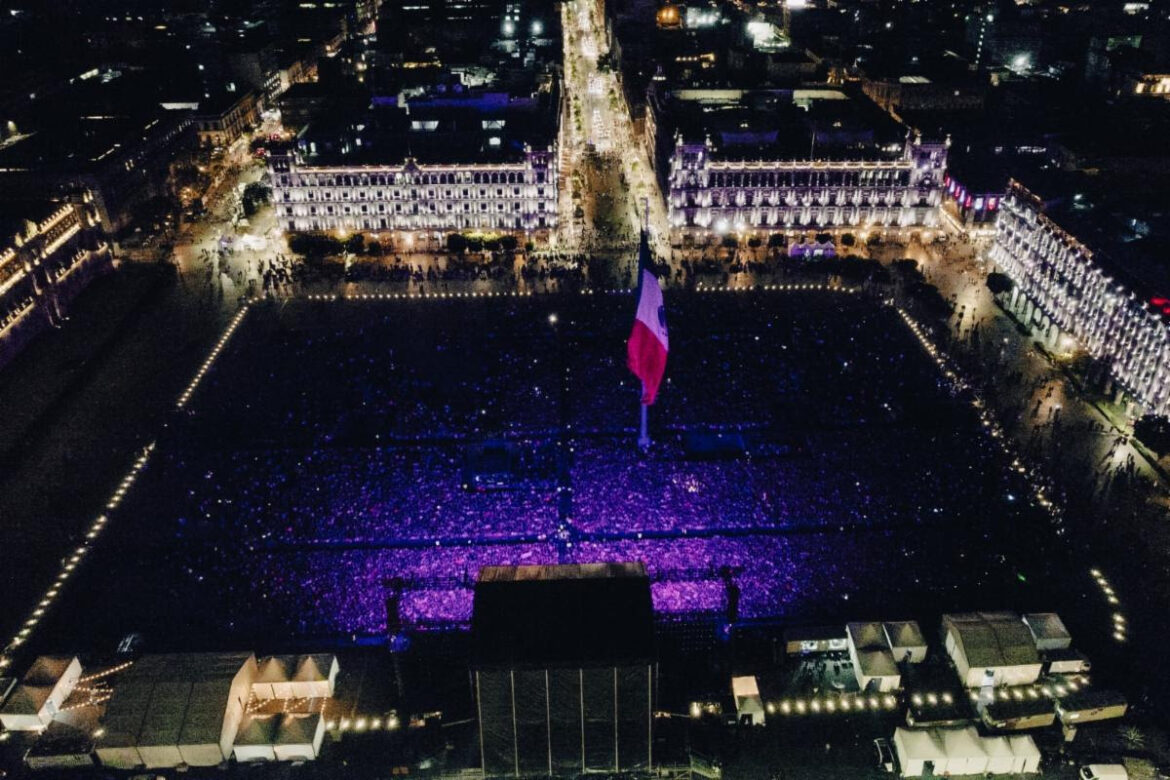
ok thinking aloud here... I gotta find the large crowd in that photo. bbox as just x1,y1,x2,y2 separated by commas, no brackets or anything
59,290,1054,645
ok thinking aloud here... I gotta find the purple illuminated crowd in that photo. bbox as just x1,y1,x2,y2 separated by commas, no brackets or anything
97,291,1048,642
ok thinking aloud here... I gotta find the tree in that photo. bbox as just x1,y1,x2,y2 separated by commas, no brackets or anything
912,282,954,320
345,234,365,254
840,233,856,247
814,232,832,245
747,236,762,249
892,258,920,279
1135,415,1170,457
721,235,738,249
500,235,519,251
986,271,1014,297
241,182,272,217
289,232,344,257
447,233,467,254
467,237,484,253
767,233,785,249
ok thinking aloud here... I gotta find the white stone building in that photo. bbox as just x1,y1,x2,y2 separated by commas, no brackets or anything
991,183,1170,416
270,147,557,235
665,133,948,234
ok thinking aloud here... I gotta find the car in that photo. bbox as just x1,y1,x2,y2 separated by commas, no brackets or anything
874,737,896,773
1080,765,1128,780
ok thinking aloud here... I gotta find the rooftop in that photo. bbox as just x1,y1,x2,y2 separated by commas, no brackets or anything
471,563,655,669
1010,177,1170,304
294,80,559,166
943,612,1040,669
661,88,907,161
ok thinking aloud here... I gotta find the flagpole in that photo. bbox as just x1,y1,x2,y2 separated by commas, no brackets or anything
638,384,650,451
637,198,652,452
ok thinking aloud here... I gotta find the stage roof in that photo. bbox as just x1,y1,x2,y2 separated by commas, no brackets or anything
472,563,654,668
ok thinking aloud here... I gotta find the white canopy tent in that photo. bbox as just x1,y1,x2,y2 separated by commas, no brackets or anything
983,734,1017,775
893,727,1039,777
94,652,259,770
893,728,946,777
0,656,82,732
274,714,325,761
233,715,279,762
232,713,324,763
939,727,988,775
253,657,294,700
847,622,901,692
1023,613,1072,651
289,655,338,699
1008,734,1042,773
883,621,928,664
731,676,765,725
942,613,1042,688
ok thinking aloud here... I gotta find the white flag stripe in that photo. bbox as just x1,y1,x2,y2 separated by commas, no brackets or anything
634,269,668,351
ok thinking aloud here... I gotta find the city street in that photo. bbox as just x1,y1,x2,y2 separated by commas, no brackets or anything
559,0,670,261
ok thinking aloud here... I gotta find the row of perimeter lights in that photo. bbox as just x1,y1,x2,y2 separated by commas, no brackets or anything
1,301,256,673
706,674,1091,721
0,444,155,674
303,282,859,304
897,307,1125,645
177,304,252,409
1091,569,1127,643
327,715,401,733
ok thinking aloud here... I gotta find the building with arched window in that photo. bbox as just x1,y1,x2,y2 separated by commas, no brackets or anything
270,78,560,237
991,182,1170,417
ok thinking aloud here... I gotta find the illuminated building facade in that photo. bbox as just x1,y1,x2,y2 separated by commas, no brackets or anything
991,183,1170,416
1131,73,1170,98
194,90,260,150
666,134,948,233
270,149,558,234
0,198,113,370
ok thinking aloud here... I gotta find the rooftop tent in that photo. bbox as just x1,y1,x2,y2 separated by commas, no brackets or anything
24,720,96,771
942,613,1042,688
274,713,325,761
233,715,278,763
253,657,294,700
1023,613,1072,651
178,677,247,767
847,622,900,692
290,655,339,699
982,735,1016,775
0,686,55,731
0,656,82,731
939,727,988,775
893,727,946,777
883,621,928,664
731,676,765,726
895,727,1026,777
95,678,153,769
136,681,192,768
1008,734,1041,773
94,652,258,770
